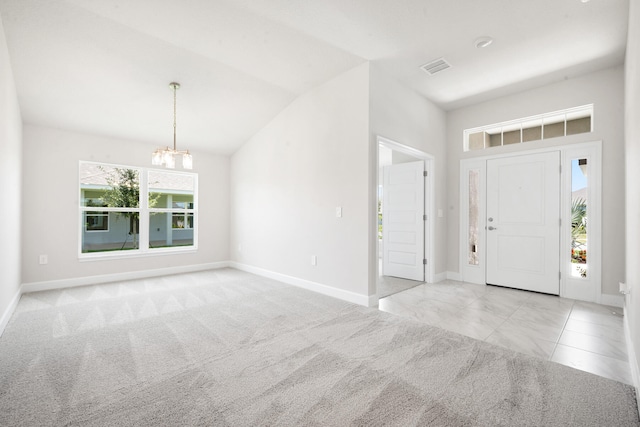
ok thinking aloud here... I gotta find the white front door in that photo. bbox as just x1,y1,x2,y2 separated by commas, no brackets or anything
382,161,425,281
486,152,560,294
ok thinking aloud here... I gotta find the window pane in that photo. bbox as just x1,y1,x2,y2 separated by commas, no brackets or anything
571,158,588,278
150,212,194,249
522,118,543,142
149,171,195,208
80,163,140,208
566,117,591,135
468,170,479,266
82,212,140,253
486,128,502,147
543,115,565,139
468,132,485,150
502,124,521,145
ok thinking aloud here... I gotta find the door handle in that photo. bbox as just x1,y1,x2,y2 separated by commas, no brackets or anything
488,226,497,231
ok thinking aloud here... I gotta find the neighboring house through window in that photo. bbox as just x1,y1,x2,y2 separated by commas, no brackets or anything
79,161,197,257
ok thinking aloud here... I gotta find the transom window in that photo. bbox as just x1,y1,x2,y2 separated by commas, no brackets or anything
79,161,197,257
464,105,593,151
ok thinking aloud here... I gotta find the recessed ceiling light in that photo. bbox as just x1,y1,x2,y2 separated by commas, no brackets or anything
581,0,590,3
474,36,493,49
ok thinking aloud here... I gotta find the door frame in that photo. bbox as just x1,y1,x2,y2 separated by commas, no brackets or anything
377,136,435,285
459,141,602,303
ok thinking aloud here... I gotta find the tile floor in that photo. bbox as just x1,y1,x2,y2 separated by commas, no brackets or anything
378,278,632,385
377,274,422,299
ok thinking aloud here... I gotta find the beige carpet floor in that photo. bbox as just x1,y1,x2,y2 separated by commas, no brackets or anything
0,268,638,426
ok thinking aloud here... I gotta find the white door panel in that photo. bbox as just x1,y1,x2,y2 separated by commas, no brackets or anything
487,152,560,294
383,161,424,281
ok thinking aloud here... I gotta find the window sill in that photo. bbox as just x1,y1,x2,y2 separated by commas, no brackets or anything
79,246,198,262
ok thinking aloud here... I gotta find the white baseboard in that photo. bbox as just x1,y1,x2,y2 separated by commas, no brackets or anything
446,271,462,281
623,303,640,408
0,286,22,337
600,293,624,308
21,262,230,294
230,262,373,307
433,272,447,282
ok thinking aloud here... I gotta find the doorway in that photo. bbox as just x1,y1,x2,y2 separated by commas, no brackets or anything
459,142,602,303
377,136,434,298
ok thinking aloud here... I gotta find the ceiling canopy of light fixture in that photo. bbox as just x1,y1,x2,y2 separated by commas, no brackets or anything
152,82,192,170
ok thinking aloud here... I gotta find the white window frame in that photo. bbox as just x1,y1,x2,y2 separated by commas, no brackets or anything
464,105,594,151
79,161,198,260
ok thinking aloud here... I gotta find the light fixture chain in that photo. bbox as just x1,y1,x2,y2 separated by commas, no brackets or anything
173,83,177,151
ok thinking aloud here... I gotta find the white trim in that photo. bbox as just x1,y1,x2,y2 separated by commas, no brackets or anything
446,271,462,281
21,262,229,293
376,136,435,284
231,262,374,307
434,272,447,282
0,286,22,337
433,272,448,282
624,304,640,404
600,293,624,308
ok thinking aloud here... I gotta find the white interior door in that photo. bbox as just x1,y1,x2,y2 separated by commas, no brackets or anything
382,161,424,281
486,152,560,294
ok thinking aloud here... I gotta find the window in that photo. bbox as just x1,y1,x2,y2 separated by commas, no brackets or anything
468,169,479,266
148,170,196,249
85,212,109,231
464,105,593,151
79,162,197,256
571,158,588,278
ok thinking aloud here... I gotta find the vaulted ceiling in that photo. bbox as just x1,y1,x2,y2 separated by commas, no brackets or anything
0,0,629,155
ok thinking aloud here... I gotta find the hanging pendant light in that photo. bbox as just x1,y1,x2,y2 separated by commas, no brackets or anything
152,82,192,169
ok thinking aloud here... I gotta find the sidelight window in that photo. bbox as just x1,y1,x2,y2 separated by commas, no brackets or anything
571,158,588,278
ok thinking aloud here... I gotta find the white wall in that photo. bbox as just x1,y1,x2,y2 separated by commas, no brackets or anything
369,65,448,283
21,125,229,285
230,63,371,299
446,66,625,296
624,0,640,384
0,16,22,330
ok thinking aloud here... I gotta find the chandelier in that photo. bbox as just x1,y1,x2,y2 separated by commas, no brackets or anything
152,82,192,169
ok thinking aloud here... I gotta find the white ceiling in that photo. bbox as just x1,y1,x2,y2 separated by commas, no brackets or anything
0,0,630,155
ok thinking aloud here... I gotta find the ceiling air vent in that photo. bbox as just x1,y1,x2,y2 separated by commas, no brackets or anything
421,58,451,75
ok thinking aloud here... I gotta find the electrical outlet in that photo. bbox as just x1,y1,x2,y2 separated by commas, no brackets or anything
311,255,317,266
336,207,342,218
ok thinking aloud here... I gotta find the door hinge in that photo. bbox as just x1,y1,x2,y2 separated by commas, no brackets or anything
423,259,427,265
559,165,562,173
423,171,428,177
559,218,562,226
423,214,427,221
559,271,562,280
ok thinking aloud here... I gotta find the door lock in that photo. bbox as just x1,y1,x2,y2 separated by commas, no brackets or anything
488,226,497,231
